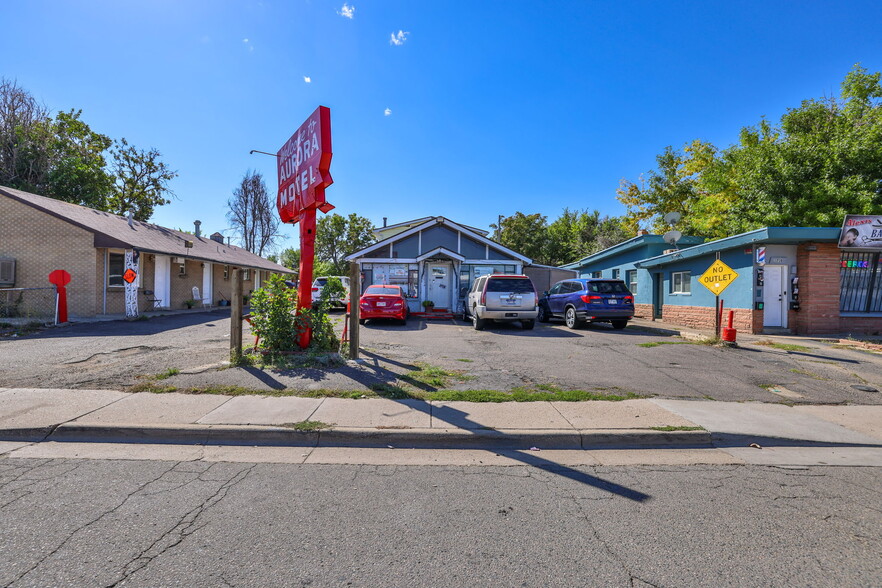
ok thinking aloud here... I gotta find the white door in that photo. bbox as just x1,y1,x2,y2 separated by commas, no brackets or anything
762,265,787,328
427,263,451,308
154,255,171,308
202,262,213,304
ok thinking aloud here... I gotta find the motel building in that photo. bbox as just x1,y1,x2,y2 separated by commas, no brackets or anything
563,221,882,337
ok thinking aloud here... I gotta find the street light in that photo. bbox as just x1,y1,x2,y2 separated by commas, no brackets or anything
249,149,278,157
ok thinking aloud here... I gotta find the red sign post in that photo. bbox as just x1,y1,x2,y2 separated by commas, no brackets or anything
276,106,334,349
48,269,71,324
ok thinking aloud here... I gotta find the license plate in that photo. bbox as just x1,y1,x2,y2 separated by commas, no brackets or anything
377,302,386,307
608,299,618,304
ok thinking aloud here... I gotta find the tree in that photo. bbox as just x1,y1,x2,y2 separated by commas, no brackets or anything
227,170,281,256
0,78,51,192
277,247,301,270
107,138,177,221
315,213,375,275
490,212,548,263
545,208,629,265
617,65,882,237
47,110,114,209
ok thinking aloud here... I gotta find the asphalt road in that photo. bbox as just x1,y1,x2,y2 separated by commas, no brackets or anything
0,457,879,587
1,310,881,404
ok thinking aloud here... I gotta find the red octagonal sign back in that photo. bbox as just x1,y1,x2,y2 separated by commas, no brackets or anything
276,106,334,224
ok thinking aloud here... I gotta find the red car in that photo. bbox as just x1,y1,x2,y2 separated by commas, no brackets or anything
358,285,409,324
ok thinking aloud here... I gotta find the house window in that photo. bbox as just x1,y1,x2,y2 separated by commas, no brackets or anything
178,261,187,276
108,252,125,286
671,271,691,294
408,269,419,298
591,271,602,278
223,265,230,280
840,252,882,312
627,270,638,294
242,269,250,281
0,257,16,287
612,269,620,279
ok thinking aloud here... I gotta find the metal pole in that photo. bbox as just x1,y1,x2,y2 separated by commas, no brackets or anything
715,296,721,338
230,268,243,362
348,261,360,359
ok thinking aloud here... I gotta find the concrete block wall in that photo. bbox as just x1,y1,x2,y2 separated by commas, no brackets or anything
662,304,755,333
0,196,97,317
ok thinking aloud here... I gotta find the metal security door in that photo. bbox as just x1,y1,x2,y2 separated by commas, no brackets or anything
427,263,451,308
762,265,787,327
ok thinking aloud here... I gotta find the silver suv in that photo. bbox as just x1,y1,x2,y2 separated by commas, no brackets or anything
465,274,538,330
311,276,351,309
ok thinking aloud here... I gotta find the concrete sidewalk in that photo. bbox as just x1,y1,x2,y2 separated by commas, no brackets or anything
1,388,881,466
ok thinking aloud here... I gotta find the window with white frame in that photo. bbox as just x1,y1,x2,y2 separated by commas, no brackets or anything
223,265,230,280
591,271,602,278
626,270,638,294
108,252,125,286
671,271,691,294
242,268,250,281
611,269,620,279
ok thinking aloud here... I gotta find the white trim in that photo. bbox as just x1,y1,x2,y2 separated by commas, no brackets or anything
457,232,461,254
355,257,418,264
347,216,532,263
464,259,519,265
416,247,465,262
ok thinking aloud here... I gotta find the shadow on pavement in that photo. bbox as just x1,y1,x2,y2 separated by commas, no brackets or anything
17,311,229,340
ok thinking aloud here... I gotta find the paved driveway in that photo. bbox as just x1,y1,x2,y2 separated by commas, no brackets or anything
1,310,880,404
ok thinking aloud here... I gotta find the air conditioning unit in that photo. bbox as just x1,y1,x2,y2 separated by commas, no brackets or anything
173,257,186,264
663,249,677,254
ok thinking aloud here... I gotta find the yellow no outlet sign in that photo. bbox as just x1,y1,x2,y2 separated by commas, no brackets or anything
699,260,739,296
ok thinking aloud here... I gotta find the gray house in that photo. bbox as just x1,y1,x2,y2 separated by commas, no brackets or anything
346,217,532,314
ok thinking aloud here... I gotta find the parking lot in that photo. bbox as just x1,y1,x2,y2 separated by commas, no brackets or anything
1,309,881,405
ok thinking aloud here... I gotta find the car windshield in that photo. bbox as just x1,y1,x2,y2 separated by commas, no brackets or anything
486,278,534,293
586,281,629,294
366,286,401,296
314,278,327,287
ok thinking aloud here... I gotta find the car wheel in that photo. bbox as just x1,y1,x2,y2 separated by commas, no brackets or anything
521,319,535,330
472,310,485,331
538,305,550,323
358,319,366,325
564,307,582,329
611,319,628,330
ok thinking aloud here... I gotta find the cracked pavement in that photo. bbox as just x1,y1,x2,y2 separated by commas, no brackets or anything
0,458,879,587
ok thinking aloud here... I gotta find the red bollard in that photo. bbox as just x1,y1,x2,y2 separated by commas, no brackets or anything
722,309,737,343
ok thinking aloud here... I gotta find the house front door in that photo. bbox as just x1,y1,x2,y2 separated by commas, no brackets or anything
154,255,171,308
427,263,451,309
202,262,213,305
763,265,788,328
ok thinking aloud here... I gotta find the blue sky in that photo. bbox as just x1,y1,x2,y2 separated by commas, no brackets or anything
2,1,880,251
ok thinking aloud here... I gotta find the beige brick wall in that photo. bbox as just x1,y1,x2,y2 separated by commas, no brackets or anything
0,195,97,317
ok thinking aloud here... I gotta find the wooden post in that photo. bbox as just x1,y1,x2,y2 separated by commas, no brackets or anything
348,261,360,360
230,268,243,362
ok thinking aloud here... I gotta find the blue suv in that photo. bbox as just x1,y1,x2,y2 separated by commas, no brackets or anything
538,278,634,330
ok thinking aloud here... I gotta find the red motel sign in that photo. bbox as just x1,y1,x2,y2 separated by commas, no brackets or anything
276,105,334,223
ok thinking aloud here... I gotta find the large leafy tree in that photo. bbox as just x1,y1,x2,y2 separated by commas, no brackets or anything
490,212,548,263
227,170,281,256
0,78,177,221
618,64,882,237
315,213,376,275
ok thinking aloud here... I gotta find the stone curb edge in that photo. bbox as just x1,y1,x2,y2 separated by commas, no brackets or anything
0,424,713,450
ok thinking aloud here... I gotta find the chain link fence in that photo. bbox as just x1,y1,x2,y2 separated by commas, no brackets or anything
0,287,57,324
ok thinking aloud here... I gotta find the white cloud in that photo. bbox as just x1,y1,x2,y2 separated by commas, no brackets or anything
242,38,249,43
390,30,409,46
338,3,355,19
304,76,312,83
384,108,392,116
242,38,254,52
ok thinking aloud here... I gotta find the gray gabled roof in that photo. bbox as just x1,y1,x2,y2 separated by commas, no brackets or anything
1,185,293,273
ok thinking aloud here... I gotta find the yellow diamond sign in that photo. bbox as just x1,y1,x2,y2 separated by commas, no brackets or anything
699,260,739,296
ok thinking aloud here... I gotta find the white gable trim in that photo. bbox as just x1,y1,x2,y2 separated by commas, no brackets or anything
346,216,532,264
416,247,465,262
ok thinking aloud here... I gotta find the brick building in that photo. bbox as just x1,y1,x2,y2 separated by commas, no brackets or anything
0,185,293,318
565,226,882,336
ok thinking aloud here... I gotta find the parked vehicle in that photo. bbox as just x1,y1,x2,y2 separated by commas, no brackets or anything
465,274,538,330
311,276,350,309
358,285,409,324
538,278,633,329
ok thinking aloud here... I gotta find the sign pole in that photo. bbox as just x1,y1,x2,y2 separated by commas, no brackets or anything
297,208,317,349
230,268,243,362
715,296,721,338
348,261,360,359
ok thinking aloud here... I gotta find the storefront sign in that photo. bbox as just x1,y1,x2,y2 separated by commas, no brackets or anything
839,215,882,249
699,259,739,296
276,106,334,224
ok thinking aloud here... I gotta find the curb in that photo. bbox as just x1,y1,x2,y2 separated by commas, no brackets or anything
1,425,713,450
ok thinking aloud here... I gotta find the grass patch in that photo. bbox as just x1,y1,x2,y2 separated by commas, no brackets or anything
456,358,474,363
154,368,180,380
754,340,813,352
397,362,473,390
281,420,331,431
0,320,45,338
637,338,721,348
650,425,705,432
790,368,828,380
429,386,645,402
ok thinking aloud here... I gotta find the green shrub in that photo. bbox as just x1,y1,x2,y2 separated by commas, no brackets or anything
249,274,339,353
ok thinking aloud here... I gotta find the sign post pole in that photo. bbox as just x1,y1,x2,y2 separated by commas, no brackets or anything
297,208,317,349
230,269,243,363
